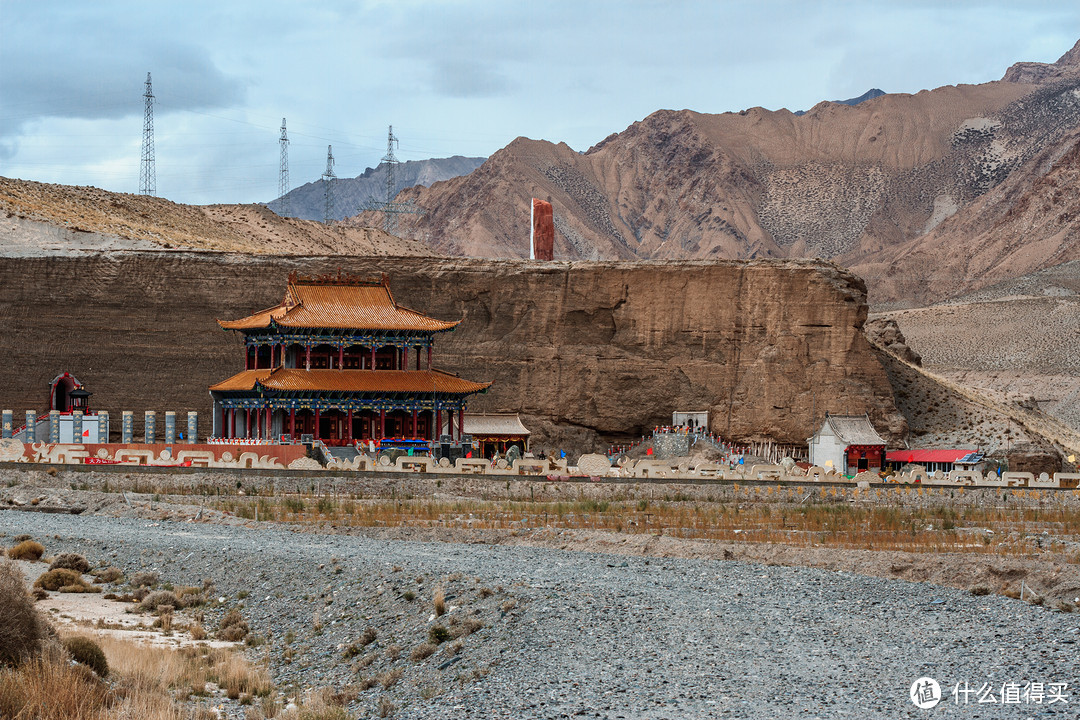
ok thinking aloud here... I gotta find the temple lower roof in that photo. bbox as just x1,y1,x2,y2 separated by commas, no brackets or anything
209,368,490,395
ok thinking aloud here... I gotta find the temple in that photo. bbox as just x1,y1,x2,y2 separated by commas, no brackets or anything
209,272,490,445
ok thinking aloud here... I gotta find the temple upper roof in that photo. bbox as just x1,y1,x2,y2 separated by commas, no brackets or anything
209,368,491,395
218,272,460,332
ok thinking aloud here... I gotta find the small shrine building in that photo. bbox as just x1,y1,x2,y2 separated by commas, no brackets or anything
209,273,490,445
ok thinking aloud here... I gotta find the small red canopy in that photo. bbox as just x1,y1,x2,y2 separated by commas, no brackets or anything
886,449,972,464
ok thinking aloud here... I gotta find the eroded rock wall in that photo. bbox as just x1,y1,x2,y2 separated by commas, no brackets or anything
0,253,903,451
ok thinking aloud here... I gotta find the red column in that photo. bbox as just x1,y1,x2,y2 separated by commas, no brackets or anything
371,346,376,370
347,409,353,443
280,343,286,367
289,409,295,439
265,407,271,440
339,346,344,369
427,345,432,370
403,347,409,372
379,409,386,439
458,408,464,442
305,345,311,371
253,347,258,370
411,409,418,439
436,408,442,440
314,408,321,440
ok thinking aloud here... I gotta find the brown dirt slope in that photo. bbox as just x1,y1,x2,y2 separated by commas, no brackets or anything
0,177,428,256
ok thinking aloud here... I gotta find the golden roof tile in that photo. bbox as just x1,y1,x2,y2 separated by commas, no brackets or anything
218,274,459,332
209,369,490,395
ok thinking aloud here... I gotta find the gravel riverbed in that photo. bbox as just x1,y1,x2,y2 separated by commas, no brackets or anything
3,511,1078,719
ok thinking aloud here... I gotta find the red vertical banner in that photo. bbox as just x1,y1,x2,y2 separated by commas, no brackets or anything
531,198,554,261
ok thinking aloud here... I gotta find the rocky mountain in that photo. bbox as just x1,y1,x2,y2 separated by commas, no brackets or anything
357,40,1080,306
267,156,485,222
792,88,885,116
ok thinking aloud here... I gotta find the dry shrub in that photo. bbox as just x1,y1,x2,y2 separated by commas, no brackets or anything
0,559,50,667
218,609,250,642
384,645,401,661
500,598,517,613
91,566,123,584
7,540,45,561
378,696,397,718
478,587,494,598
49,553,90,573
34,568,100,593
428,626,451,645
378,667,403,688
138,590,180,613
175,586,207,607
433,587,446,617
970,586,991,596
410,643,437,661
129,571,158,588
0,655,111,720
189,623,208,641
451,618,483,639
62,636,109,678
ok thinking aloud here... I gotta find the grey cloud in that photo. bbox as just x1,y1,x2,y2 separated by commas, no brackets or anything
427,59,515,98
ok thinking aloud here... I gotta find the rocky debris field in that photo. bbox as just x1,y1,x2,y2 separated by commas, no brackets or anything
4,508,1080,719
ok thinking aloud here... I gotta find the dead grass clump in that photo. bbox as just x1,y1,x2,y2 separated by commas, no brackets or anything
0,560,50,667
33,568,100,593
411,643,437,661
451,618,483,638
384,644,401,661
357,675,378,691
189,623,208,641
61,636,109,678
175,585,207,607
433,587,446,617
217,609,250,642
428,626,451,645
500,598,517,613
138,590,180,613
379,667,404,688
209,649,272,699
0,655,111,720
7,540,45,561
478,587,494,598
970,586,991,596
378,696,397,717
49,553,90,573
129,571,158,588
91,566,123,584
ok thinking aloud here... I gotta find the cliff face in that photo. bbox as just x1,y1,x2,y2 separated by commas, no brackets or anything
0,253,903,451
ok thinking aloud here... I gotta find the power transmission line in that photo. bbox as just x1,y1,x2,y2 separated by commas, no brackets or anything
278,118,290,218
321,144,336,224
139,72,156,196
363,125,423,234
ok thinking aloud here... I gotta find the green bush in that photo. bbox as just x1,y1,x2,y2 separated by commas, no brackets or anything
62,636,109,678
7,541,45,561
428,625,451,645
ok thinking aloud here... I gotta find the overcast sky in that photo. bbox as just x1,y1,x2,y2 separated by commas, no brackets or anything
2,1,1079,206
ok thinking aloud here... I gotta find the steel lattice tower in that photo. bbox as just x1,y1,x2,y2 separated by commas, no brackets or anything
278,118,290,218
139,72,156,196
321,145,336,224
363,125,423,234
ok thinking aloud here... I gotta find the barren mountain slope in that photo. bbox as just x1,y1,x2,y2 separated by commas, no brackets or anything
357,40,1080,307
0,177,428,256
876,265,1080,436
852,125,1080,306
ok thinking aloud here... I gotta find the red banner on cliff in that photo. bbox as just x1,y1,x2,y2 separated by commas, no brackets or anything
531,198,554,261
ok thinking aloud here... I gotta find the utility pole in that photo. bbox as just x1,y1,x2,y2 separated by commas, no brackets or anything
321,145,336,224
139,72,156,196
278,118,290,218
